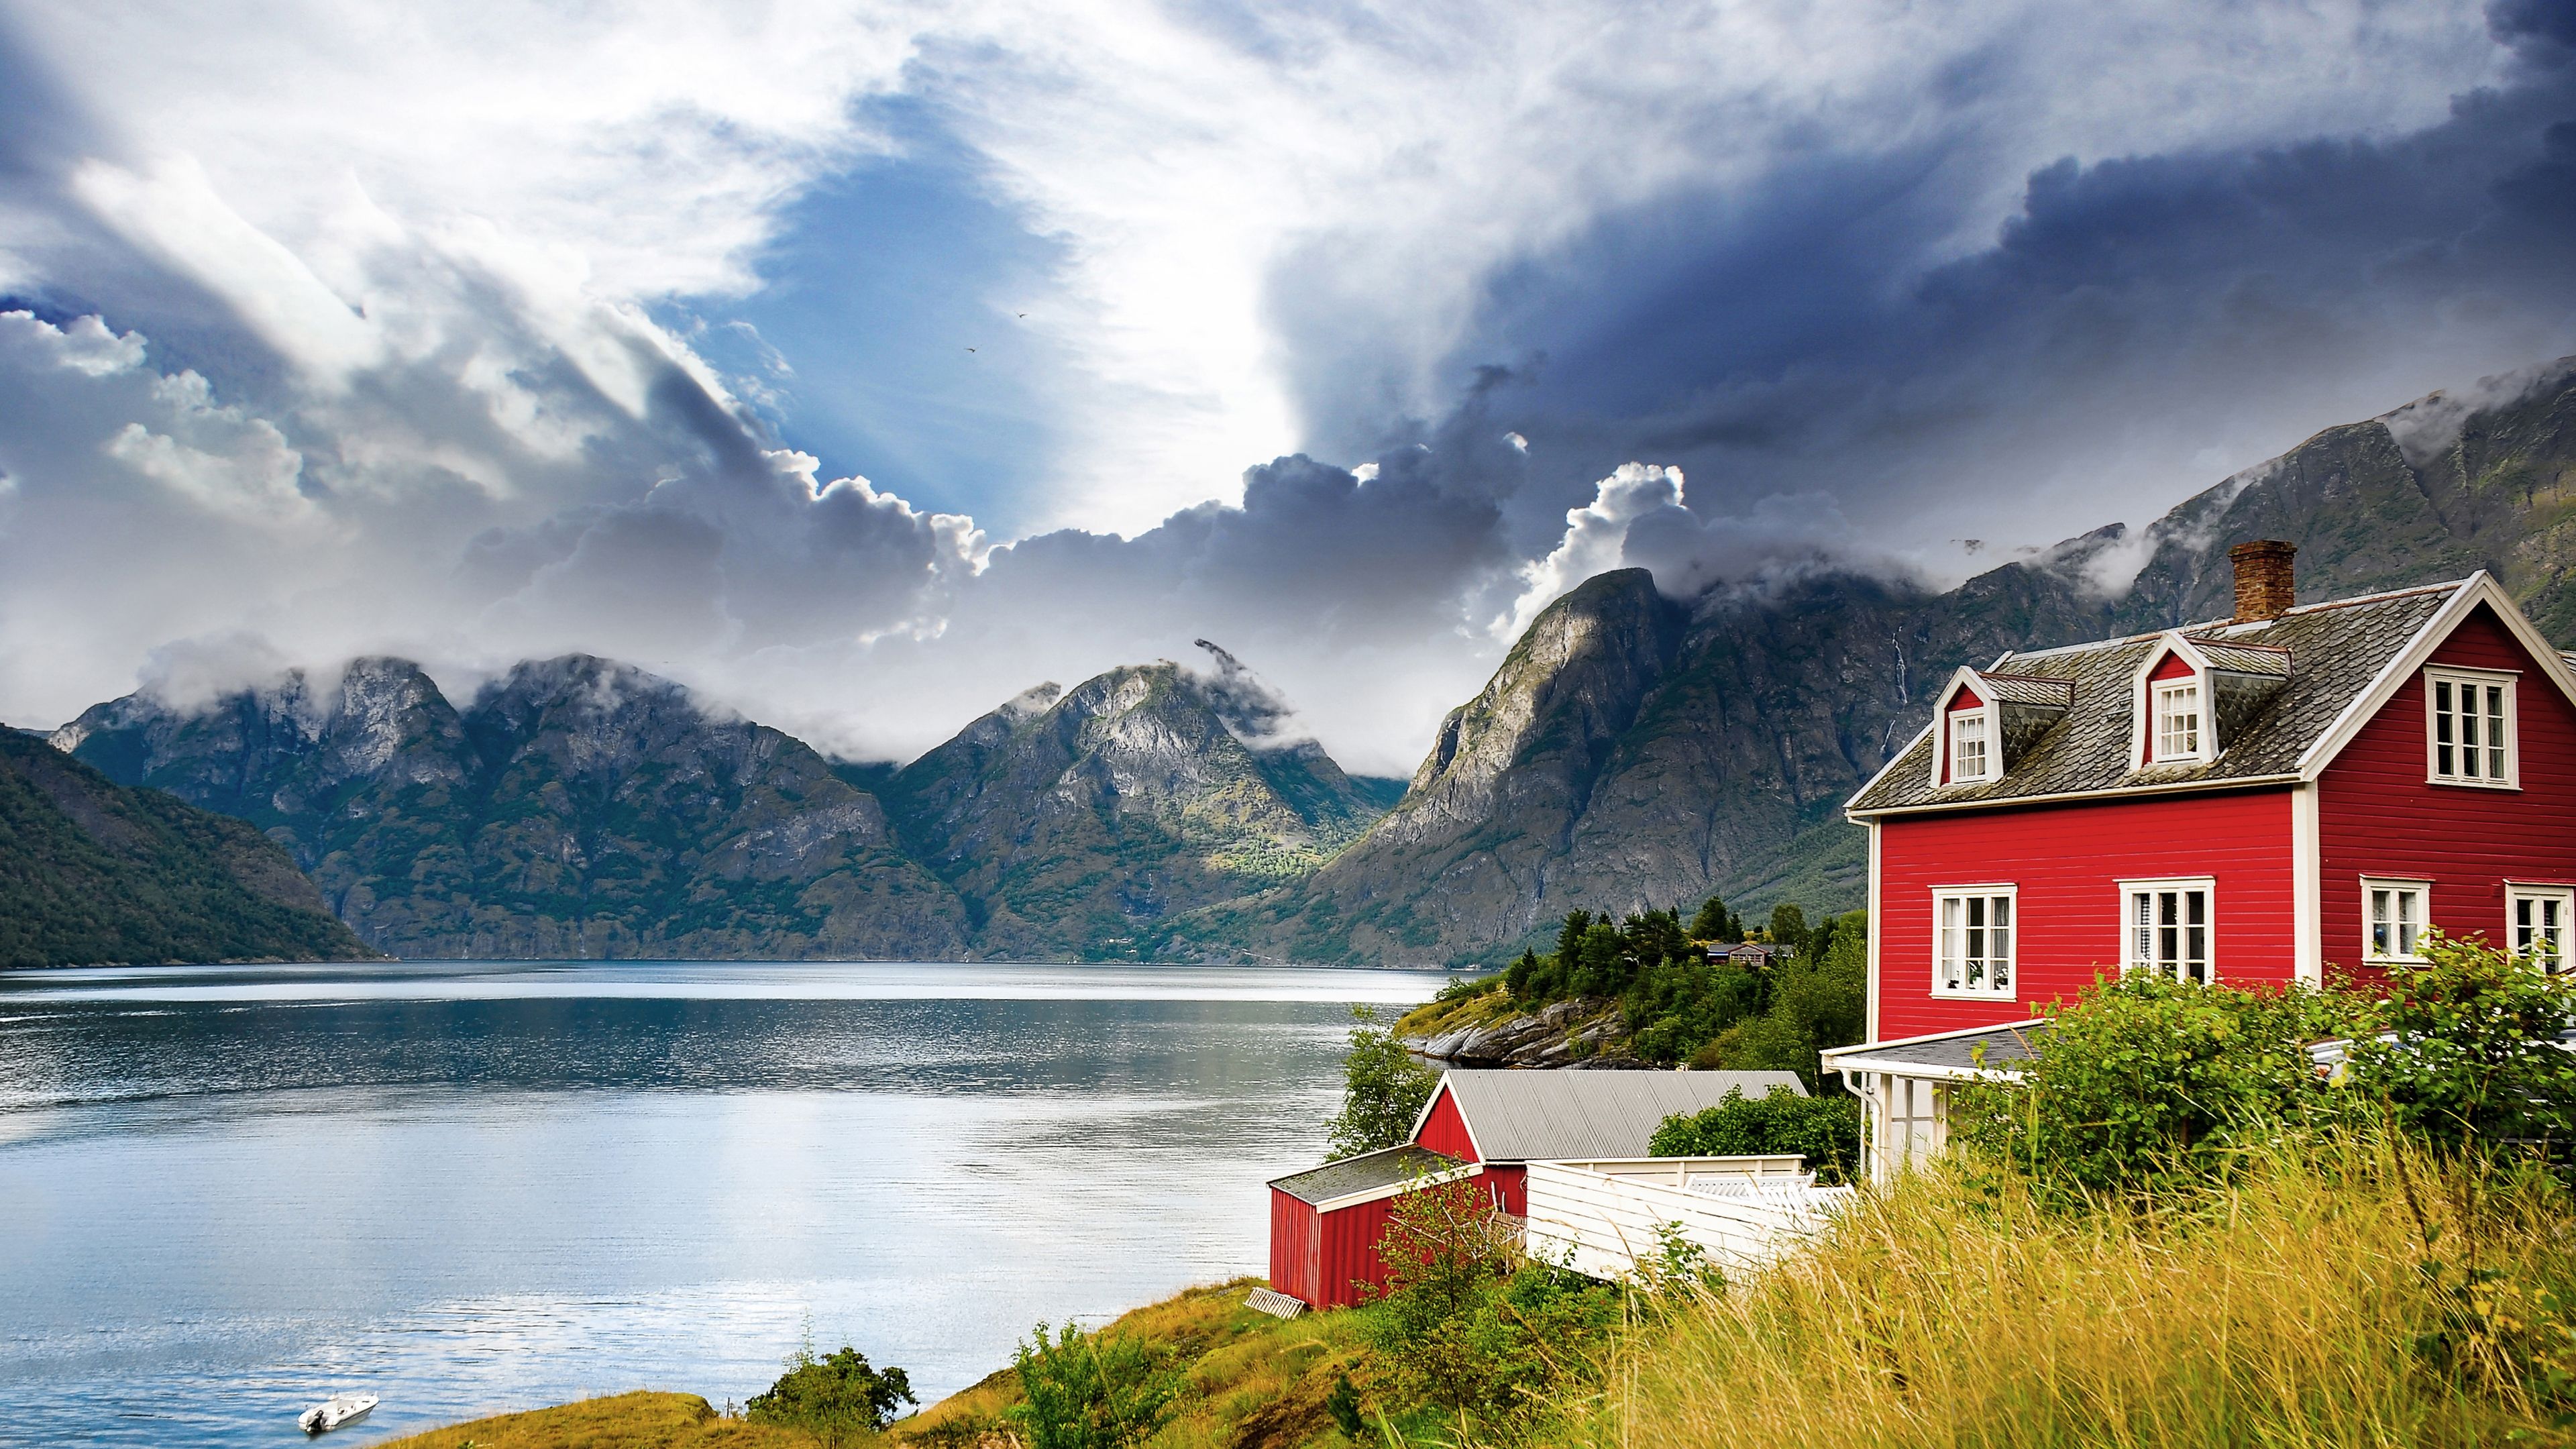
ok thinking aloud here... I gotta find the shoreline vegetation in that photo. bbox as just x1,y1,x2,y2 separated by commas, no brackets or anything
384,932,2576,1448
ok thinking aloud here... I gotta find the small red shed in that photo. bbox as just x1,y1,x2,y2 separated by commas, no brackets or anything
1265,1144,1481,1309
1267,1067,1809,1308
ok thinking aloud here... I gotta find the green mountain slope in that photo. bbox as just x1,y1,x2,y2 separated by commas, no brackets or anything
0,729,370,967
1173,358,2576,965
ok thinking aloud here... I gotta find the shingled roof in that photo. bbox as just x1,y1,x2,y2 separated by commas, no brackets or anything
1849,580,2463,816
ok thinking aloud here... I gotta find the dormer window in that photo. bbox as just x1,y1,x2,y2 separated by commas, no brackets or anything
2132,639,2226,768
1951,711,1990,782
2153,681,2201,761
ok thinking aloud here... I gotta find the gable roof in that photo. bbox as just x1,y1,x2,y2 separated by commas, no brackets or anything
1847,575,2576,817
1413,1069,1809,1162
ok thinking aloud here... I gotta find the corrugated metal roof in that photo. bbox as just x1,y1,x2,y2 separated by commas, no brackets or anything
1440,1069,1809,1162
1268,1144,1466,1205
1851,582,2460,815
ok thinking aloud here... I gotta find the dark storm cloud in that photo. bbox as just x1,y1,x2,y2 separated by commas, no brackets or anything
1309,5,2576,587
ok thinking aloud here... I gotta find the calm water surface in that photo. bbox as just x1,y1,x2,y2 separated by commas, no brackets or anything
0,959,1451,1446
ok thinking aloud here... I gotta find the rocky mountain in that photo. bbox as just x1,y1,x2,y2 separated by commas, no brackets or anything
0,727,370,967
881,659,1397,957
55,655,974,959
1172,358,2576,965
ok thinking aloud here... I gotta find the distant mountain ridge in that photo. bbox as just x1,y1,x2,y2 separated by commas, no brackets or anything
56,655,976,959
54,651,1397,961
0,729,370,967
1159,356,2576,963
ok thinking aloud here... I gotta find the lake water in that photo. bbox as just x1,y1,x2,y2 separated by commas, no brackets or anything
0,959,1452,1447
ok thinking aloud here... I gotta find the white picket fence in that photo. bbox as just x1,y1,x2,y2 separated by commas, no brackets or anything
1522,1156,1854,1281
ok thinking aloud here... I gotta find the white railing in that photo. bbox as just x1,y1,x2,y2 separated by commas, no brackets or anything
1522,1156,1854,1281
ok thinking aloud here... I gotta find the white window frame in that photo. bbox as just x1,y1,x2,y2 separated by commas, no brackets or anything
2423,666,2518,789
1948,705,1994,784
2362,877,2432,964
2149,677,2208,765
1931,885,2017,999
2118,877,2216,985
2507,883,2575,973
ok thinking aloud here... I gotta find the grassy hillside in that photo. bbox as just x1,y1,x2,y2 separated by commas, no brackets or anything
0,729,370,967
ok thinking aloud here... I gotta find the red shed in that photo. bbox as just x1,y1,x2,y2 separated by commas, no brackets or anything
1267,1067,1808,1309
1265,1144,1480,1309
1835,547,2576,1181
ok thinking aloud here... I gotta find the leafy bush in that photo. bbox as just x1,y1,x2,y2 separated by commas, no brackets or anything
1009,1322,1181,1449
2341,928,2576,1158
745,1342,916,1442
1950,972,2353,1199
1361,1175,1619,1432
1322,1004,1442,1159
1650,1085,1865,1183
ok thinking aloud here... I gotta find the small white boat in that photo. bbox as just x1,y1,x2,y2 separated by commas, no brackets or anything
298,1393,378,1436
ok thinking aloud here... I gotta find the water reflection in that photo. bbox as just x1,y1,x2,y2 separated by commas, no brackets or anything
0,960,1448,1446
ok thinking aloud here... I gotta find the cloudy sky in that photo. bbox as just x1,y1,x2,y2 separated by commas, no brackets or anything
1,1,2573,773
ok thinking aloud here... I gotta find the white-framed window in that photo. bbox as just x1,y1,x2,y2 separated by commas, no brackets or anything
2508,885,2575,973
2363,878,2432,963
2424,667,2516,788
1933,886,2016,998
2152,680,2204,763
1950,709,1991,783
2121,878,2214,985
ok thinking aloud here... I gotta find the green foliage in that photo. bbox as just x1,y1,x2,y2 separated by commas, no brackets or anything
1322,1005,1442,1159
1360,1175,1620,1432
1324,1373,1364,1438
1650,1086,1865,1183
2341,928,2576,1158
0,733,370,967
1500,902,1870,1081
745,1341,916,1441
1008,1322,1181,1449
1952,972,2356,1199
1687,894,1743,945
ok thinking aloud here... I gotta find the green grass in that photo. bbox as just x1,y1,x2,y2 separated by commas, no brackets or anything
372,1391,830,1448
1566,1136,2576,1449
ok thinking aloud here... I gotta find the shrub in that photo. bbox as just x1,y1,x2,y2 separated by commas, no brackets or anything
745,1342,916,1442
1008,1322,1181,1449
2341,928,2576,1159
1650,1086,1864,1183
1362,1174,1619,1431
1322,1004,1442,1159
1949,972,2352,1199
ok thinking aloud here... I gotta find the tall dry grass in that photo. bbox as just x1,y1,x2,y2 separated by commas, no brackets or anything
1574,1134,2576,1449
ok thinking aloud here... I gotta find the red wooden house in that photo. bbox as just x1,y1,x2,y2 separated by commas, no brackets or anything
1267,1067,1803,1308
1824,543,2576,1179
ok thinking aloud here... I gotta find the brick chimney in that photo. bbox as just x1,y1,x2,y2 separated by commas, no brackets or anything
2229,539,2297,623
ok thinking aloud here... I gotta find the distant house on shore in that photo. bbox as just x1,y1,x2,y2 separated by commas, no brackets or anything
1714,941,1794,969
1827,543,2576,1183
1266,1067,1803,1309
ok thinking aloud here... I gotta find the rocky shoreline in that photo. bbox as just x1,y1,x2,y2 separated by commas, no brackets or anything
1401,998,1654,1069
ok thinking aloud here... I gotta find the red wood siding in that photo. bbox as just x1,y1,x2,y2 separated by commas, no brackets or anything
1316,1195,1397,1309
1481,1163,1527,1216
2151,650,2196,682
1414,1086,1479,1161
2316,603,2576,974
1268,1189,1319,1305
1874,789,2296,1039
1949,684,1984,710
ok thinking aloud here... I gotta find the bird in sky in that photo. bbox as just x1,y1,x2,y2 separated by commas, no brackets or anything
965,347,977,353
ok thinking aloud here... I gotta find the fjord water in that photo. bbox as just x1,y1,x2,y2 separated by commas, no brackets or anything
0,959,1451,1446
